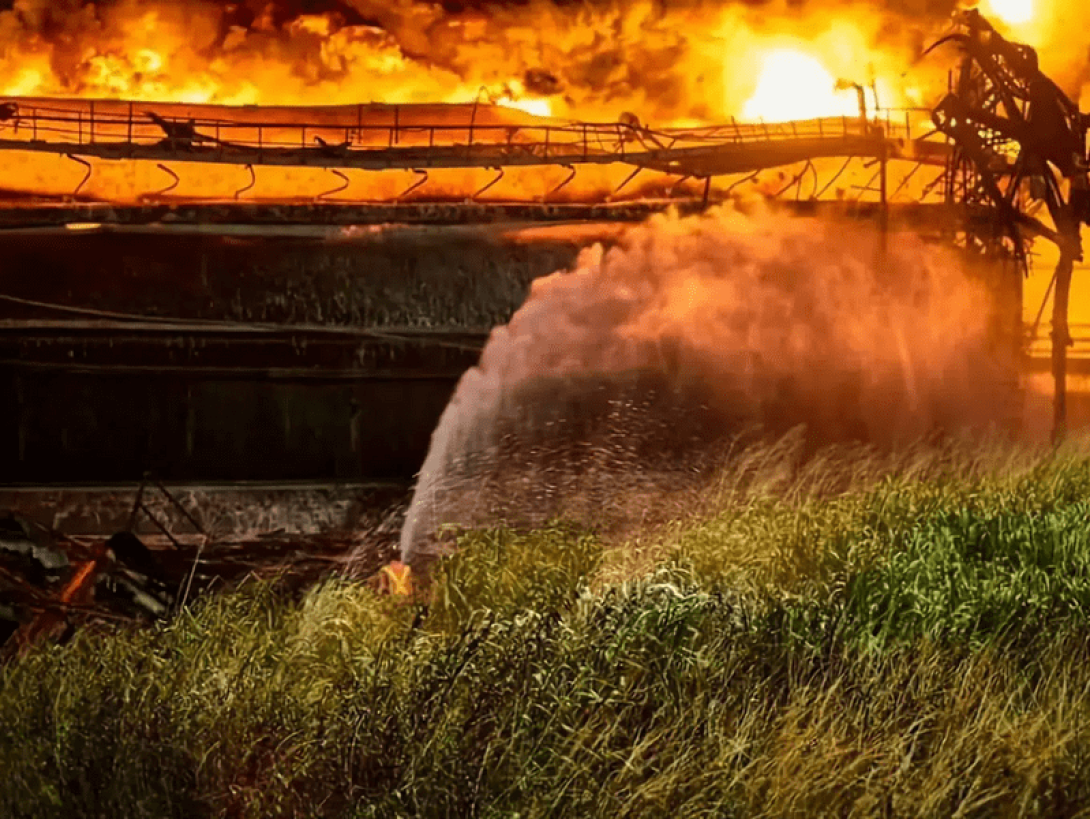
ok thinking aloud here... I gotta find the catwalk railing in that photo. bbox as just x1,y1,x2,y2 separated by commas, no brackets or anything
0,97,947,176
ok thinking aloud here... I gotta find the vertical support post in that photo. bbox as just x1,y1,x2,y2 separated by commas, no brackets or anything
1009,256,1026,435
879,143,889,249
127,478,147,532
1051,244,1076,443
467,96,478,158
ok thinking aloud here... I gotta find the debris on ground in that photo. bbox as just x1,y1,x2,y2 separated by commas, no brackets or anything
0,479,408,660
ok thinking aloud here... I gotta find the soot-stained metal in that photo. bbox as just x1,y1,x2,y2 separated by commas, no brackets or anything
927,8,1090,440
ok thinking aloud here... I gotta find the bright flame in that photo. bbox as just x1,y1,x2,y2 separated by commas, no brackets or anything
984,0,1035,25
0,1,1022,201
3,67,44,97
0,1,942,125
500,97,553,118
496,82,554,118
742,49,862,122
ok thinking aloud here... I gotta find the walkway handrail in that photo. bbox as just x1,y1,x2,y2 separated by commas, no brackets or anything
0,97,926,166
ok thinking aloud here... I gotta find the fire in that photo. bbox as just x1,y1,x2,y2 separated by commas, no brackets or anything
0,0,1077,203
497,96,553,118
494,79,554,118
741,49,864,123
984,0,1035,26
729,15,913,126
0,1,946,123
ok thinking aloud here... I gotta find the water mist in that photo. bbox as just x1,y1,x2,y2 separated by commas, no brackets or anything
399,206,1011,570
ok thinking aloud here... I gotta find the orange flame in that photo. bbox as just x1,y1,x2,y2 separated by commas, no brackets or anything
743,50,864,123
984,0,1035,26
0,0,1079,202
0,2,940,120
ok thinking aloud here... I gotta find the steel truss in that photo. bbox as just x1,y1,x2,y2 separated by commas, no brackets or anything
927,8,1090,439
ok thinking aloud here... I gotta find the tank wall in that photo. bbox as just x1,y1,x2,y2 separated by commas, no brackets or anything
0,229,582,483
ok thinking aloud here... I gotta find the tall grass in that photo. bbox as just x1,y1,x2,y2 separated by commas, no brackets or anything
6,439,1090,817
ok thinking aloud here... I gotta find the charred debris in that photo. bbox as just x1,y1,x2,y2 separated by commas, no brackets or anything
0,478,406,660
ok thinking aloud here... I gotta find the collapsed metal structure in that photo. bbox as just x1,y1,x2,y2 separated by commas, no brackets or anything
928,8,1090,440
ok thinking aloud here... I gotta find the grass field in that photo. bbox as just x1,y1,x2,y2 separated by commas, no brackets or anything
6,437,1090,817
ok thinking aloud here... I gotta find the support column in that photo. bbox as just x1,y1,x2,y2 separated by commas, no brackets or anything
878,144,889,255
1051,245,1075,443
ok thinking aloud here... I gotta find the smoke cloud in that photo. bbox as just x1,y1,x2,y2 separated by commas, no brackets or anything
399,206,1013,570
0,0,963,120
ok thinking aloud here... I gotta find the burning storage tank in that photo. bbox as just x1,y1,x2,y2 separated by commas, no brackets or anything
0,218,588,483
3,0,1090,651
0,1,1086,496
